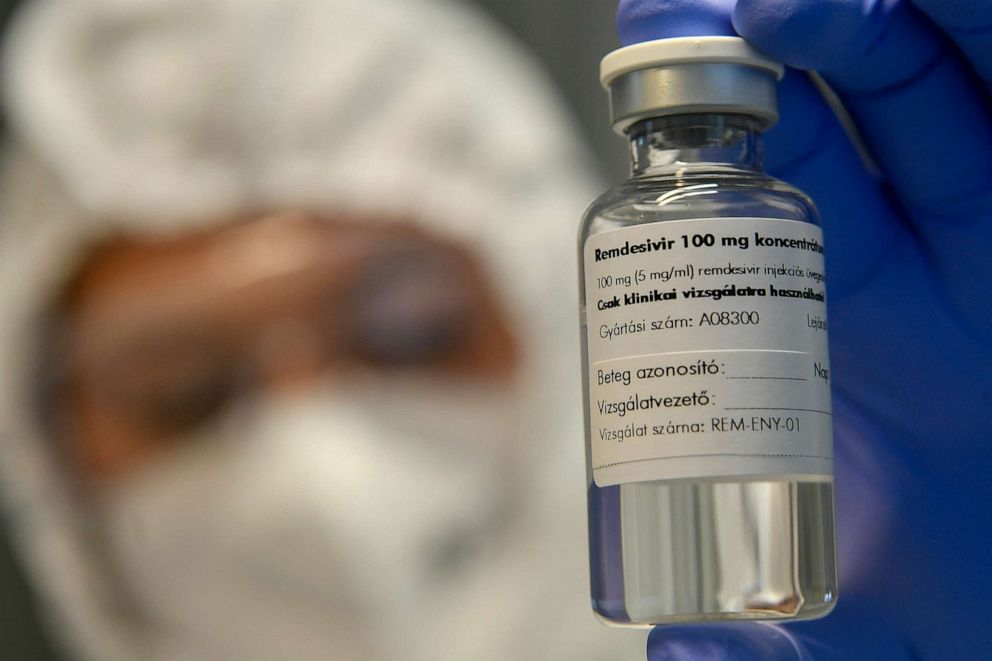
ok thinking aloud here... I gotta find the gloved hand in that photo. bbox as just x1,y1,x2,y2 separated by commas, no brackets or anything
616,1,992,659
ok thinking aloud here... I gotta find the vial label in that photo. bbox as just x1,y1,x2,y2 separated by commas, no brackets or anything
584,218,832,487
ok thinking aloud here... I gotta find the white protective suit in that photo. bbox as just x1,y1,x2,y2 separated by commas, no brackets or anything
0,0,646,660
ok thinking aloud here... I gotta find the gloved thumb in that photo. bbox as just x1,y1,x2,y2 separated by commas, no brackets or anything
648,623,813,661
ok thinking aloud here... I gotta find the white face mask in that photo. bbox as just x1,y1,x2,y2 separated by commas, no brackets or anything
95,380,530,661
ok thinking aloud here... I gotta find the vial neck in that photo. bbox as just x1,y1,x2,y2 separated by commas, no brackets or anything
629,114,763,177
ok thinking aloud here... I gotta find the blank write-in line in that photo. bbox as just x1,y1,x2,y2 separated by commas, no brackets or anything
725,407,832,416
727,376,808,381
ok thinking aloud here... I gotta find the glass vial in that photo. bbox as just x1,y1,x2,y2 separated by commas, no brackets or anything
580,37,838,626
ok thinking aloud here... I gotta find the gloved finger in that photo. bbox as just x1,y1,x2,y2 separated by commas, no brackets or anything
734,0,992,326
617,0,737,46
909,0,992,90
647,623,813,660
647,600,919,661
765,71,905,298
733,0,992,233
615,1,908,298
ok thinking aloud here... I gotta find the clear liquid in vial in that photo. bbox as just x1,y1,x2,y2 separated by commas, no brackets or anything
580,140,838,625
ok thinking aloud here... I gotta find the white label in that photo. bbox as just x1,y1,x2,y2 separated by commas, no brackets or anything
584,218,833,487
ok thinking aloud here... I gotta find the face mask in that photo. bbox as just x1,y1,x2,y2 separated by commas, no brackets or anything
95,381,530,661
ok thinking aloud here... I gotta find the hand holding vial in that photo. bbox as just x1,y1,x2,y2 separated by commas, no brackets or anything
612,0,992,658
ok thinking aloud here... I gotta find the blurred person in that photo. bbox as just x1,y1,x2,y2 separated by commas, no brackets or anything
0,0,647,659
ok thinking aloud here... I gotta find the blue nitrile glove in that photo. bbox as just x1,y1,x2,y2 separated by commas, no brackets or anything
616,1,992,659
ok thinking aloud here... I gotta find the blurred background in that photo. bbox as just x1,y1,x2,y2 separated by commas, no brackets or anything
0,0,628,179
471,0,627,177
0,0,631,659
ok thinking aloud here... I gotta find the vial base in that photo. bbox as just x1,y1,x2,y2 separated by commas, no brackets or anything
588,477,837,626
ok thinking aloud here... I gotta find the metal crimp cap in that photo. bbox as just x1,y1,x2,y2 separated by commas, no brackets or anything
601,36,786,135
